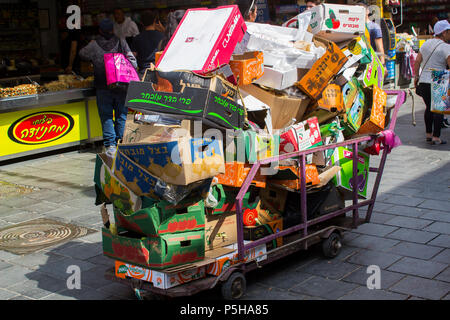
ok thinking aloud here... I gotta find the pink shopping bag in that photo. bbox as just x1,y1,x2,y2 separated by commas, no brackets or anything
104,53,140,88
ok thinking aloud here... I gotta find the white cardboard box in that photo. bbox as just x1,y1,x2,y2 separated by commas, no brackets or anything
309,4,366,43
254,66,299,91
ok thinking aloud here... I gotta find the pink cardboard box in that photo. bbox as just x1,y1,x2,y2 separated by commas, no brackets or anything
156,5,247,75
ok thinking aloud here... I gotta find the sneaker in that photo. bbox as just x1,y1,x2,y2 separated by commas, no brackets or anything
442,118,450,128
105,145,117,159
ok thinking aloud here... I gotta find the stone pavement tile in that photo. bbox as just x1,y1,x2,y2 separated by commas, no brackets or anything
427,235,450,248
9,252,66,269
387,257,447,279
432,249,450,264
0,250,19,262
384,206,431,218
0,265,34,288
420,211,450,224
0,260,13,271
289,276,358,300
26,201,63,215
243,284,306,300
443,294,450,300
74,265,113,289
368,212,399,224
408,296,426,300
346,249,403,269
377,195,426,207
44,206,96,222
388,242,444,260
347,235,400,251
0,196,43,209
42,286,113,300
383,216,433,230
96,282,136,300
389,276,450,300
7,272,67,299
352,223,398,237
70,213,102,228
418,200,450,211
256,268,313,290
37,257,97,280
0,288,19,300
339,286,408,300
87,254,113,267
342,231,360,244
0,206,26,217
63,197,98,210
2,212,44,224
9,295,34,300
386,228,440,244
423,222,450,235
78,231,101,243
435,267,450,283
52,242,103,261
296,258,361,281
342,268,405,290
338,245,360,261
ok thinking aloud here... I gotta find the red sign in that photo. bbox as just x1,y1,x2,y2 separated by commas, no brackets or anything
8,111,74,145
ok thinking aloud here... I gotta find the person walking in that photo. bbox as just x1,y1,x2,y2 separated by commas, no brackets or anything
113,8,140,46
79,19,137,157
414,20,450,145
130,10,165,78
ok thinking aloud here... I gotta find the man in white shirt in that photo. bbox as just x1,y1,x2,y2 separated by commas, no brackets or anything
113,8,139,41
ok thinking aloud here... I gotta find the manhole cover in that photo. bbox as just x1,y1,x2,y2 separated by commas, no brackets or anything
0,218,96,254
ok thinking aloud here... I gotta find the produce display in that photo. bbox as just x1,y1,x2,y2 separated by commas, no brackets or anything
95,4,400,287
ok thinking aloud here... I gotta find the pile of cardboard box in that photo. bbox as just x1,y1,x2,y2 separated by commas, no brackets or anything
96,3,391,289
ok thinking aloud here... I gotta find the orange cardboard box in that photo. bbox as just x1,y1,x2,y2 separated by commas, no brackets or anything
296,41,348,100
270,164,320,190
317,84,344,112
216,162,266,188
229,51,264,86
358,85,387,135
155,51,163,65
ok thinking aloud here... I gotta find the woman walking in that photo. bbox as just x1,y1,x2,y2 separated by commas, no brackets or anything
414,20,450,145
79,19,137,157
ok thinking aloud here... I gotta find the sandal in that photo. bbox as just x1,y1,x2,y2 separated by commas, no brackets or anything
426,138,432,142
431,139,447,145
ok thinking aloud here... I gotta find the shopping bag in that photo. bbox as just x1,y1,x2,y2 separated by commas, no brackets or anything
430,70,450,115
104,52,139,90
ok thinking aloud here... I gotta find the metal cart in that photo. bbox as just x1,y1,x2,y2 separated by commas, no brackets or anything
105,90,406,300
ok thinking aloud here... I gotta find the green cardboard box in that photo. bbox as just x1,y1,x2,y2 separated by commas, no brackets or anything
331,146,370,199
206,184,258,216
102,227,205,269
112,199,205,236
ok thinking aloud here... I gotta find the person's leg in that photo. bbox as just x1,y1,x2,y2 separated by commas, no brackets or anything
419,83,433,140
112,91,128,144
96,89,116,148
432,112,444,139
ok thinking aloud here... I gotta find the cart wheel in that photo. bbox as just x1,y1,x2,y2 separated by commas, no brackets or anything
221,272,246,300
322,232,342,258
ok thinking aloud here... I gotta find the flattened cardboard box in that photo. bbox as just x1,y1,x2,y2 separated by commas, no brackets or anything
112,199,205,236
358,85,387,135
216,161,267,188
115,260,206,289
127,72,245,130
118,136,225,186
206,184,258,216
205,212,237,251
102,227,205,269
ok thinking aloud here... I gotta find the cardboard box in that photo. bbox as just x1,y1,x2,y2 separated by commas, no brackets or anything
206,184,258,216
112,199,205,236
253,67,298,91
156,5,246,74
118,136,225,186
358,46,386,89
269,164,321,191
245,130,280,163
317,84,344,112
309,4,366,42
155,51,163,65
216,162,267,188
343,83,365,136
279,117,322,154
296,41,348,100
244,219,283,249
340,36,371,71
229,51,264,86
102,227,205,269
241,84,309,129
260,185,288,214
358,85,387,135
343,77,359,113
331,147,370,198
205,241,267,276
205,212,237,251
115,260,206,289
94,153,142,215
125,74,245,130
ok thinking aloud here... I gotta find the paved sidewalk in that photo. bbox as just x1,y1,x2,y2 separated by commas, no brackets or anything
0,93,448,300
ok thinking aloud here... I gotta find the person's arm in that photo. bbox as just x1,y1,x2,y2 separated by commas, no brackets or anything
414,52,423,88
447,55,450,68
78,40,95,62
129,21,140,37
121,39,138,69
65,40,78,74
375,37,385,65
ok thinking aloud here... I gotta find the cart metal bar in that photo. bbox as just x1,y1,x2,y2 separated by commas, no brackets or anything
300,154,308,250
385,90,406,131
369,168,379,173
352,142,359,228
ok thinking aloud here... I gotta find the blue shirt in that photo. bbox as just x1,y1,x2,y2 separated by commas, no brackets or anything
367,21,383,51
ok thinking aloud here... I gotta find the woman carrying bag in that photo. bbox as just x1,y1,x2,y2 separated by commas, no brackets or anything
414,20,450,145
79,19,138,157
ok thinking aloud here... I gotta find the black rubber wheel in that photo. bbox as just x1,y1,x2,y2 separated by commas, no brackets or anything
322,232,342,258
221,272,246,300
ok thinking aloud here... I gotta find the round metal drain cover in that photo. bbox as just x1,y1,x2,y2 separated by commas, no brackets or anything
0,218,96,255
